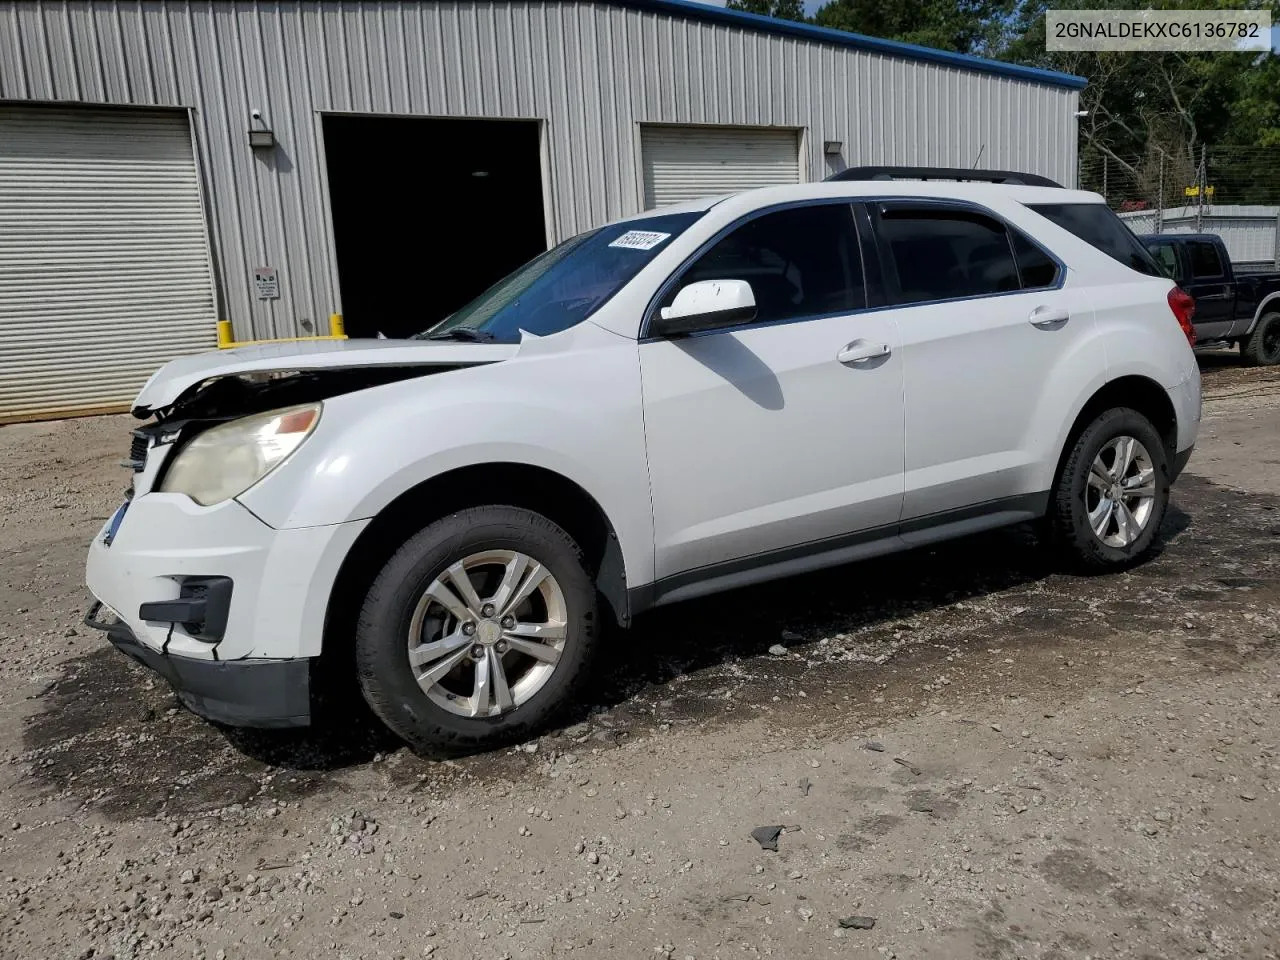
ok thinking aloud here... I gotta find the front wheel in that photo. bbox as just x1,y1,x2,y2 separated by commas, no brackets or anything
1241,311,1280,367
1050,407,1169,571
355,506,598,754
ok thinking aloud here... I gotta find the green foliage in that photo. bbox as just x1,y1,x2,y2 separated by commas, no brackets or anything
726,0,807,21
1003,0,1280,201
734,0,1280,192
812,0,1018,55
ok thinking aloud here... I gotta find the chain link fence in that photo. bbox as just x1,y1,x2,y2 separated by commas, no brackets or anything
1080,147,1280,269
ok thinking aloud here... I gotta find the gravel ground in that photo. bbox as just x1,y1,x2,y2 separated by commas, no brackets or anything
2,355,1279,960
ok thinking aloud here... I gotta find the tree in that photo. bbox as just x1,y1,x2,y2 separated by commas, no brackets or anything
1003,0,1280,203
811,0,1018,56
726,0,808,21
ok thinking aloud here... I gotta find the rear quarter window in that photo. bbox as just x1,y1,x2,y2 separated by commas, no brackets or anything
1028,202,1163,277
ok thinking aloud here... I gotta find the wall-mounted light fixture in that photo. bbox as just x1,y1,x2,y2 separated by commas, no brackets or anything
823,140,843,156
248,107,274,149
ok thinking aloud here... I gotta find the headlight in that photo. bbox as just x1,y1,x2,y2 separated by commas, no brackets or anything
160,403,321,505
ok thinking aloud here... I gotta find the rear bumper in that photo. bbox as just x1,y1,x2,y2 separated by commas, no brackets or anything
1169,371,1202,459
85,602,311,728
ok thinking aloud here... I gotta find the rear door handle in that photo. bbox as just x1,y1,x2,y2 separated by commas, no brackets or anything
1029,306,1070,328
837,339,891,364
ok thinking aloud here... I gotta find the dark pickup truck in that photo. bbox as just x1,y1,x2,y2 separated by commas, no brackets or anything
1138,233,1280,366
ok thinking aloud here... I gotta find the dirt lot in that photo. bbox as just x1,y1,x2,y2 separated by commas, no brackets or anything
2,356,1279,960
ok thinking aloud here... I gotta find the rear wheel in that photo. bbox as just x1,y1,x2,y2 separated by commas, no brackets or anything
1050,407,1169,570
1241,311,1280,366
355,506,598,754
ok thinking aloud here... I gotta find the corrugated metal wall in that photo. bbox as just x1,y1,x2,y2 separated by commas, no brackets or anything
1120,205,1280,268
0,1,1079,341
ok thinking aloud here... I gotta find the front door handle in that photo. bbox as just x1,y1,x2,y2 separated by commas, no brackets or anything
837,339,892,364
1029,305,1070,328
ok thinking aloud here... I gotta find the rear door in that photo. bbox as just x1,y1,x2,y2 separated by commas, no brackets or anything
1182,239,1234,337
864,200,1100,527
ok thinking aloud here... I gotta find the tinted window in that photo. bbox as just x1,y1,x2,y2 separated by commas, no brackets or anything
1188,240,1224,279
1028,202,1162,276
670,204,864,325
1144,240,1179,279
419,211,704,342
1011,230,1060,289
878,210,1020,304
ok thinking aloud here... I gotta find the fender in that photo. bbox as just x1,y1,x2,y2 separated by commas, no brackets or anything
1246,290,1280,336
236,327,658,590
1029,352,1112,495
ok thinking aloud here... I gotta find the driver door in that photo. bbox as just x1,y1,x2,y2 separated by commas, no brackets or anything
639,202,906,588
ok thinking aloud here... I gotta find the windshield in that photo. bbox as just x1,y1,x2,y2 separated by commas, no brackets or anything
1027,202,1163,277
415,211,704,342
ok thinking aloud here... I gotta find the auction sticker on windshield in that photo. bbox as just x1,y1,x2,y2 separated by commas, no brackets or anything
609,230,671,251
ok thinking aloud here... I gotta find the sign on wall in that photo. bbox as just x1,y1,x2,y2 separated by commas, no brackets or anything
254,266,280,300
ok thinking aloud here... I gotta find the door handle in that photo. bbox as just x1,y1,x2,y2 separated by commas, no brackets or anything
837,339,892,364
1029,306,1070,328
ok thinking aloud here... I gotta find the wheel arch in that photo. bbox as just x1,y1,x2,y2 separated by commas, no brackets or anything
1051,375,1178,494
321,463,631,679
1247,291,1280,335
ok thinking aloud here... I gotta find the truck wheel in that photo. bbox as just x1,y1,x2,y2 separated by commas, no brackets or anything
1049,407,1169,571
355,506,598,755
1241,311,1280,366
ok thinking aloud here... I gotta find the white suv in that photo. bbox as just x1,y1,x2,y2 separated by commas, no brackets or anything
85,169,1201,752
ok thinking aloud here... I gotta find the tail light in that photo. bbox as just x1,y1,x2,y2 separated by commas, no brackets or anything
1168,286,1196,347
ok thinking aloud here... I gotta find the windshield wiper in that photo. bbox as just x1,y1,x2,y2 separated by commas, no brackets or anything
419,328,499,343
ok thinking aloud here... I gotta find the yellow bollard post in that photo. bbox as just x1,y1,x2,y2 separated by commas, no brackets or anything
216,320,234,349
329,313,346,338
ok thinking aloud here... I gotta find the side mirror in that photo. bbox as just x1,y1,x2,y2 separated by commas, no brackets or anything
653,279,757,337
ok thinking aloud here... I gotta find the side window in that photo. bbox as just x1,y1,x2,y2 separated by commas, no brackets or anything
1028,202,1163,277
1144,241,1179,280
877,208,1020,304
1010,230,1061,289
1188,241,1224,279
669,204,864,325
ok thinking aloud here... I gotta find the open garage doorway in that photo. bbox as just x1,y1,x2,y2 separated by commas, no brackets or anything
323,115,547,339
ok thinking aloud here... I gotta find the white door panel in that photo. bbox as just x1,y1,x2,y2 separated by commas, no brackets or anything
894,287,1100,518
641,313,904,577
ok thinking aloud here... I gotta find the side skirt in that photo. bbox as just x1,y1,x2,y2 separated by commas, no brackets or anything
628,492,1048,616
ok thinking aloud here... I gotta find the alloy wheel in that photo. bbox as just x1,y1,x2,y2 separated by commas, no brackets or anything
1084,435,1157,548
406,550,567,718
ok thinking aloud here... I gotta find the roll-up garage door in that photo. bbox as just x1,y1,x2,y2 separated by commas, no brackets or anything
0,106,217,423
641,125,801,209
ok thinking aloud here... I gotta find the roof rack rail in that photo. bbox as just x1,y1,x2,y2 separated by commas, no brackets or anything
826,166,1062,188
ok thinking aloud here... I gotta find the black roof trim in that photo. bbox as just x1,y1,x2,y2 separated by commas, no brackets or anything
826,166,1063,188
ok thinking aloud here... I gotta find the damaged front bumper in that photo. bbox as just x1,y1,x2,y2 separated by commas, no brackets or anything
84,489,369,727
85,601,311,728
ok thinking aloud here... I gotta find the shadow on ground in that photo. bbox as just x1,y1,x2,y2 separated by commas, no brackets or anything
20,473,1280,818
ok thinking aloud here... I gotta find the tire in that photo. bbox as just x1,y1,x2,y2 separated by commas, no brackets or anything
355,506,598,755
1241,311,1280,367
1050,407,1170,571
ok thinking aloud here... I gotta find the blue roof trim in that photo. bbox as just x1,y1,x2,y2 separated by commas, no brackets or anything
611,0,1088,91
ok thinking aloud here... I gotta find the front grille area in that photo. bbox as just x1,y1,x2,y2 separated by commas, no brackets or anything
125,430,149,472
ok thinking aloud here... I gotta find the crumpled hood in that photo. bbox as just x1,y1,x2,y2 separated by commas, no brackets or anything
132,337,521,415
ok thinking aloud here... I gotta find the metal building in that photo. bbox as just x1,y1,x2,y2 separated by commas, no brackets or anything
0,0,1084,422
